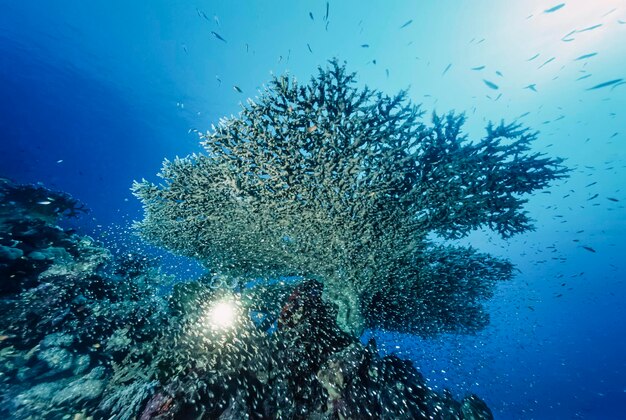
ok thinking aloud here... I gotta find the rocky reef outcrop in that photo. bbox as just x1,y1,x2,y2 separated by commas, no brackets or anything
0,179,171,418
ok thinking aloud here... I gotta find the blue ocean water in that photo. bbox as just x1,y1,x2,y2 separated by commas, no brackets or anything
1,0,625,418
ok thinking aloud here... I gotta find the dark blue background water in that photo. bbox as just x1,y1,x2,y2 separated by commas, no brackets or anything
2,1,625,418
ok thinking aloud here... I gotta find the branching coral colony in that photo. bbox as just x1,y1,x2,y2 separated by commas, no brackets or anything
134,59,567,337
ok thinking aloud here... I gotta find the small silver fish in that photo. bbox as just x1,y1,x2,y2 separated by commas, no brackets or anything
211,31,227,42
544,3,565,13
575,52,597,61
483,79,499,90
577,24,602,33
196,8,209,21
538,57,555,69
527,53,540,62
587,78,623,90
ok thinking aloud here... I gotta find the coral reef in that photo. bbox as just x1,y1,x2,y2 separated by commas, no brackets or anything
133,60,567,335
132,278,494,419
0,179,173,419
1,60,567,418
0,179,495,419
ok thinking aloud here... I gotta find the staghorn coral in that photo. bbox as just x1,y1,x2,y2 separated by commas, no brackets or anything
133,59,567,336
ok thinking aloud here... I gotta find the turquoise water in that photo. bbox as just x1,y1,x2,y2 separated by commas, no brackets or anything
1,1,625,418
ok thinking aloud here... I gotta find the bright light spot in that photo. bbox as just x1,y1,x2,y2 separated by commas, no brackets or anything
516,0,624,57
207,299,239,330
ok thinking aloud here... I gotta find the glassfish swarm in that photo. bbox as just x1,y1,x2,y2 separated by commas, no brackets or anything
133,59,568,336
